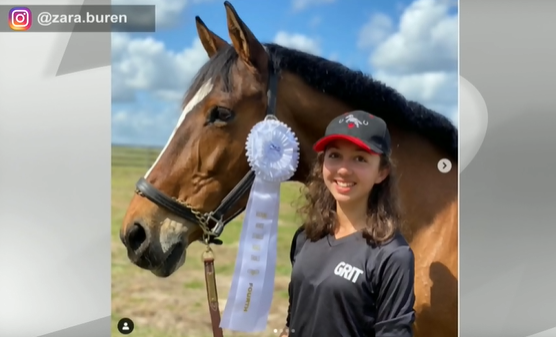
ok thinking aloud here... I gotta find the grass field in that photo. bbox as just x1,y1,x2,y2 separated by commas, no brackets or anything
111,153,306,337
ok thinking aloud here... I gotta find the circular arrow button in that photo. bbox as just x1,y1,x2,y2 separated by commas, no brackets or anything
437,158,452,173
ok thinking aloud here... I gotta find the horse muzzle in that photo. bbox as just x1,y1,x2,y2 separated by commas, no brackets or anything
121,219,187,277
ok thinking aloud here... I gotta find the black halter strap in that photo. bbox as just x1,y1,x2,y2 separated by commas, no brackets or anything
134,57,279,242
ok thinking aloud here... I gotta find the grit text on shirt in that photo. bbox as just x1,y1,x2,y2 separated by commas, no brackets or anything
333,262,364,283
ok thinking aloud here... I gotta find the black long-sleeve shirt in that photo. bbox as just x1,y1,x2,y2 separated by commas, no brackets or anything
285,227,416,337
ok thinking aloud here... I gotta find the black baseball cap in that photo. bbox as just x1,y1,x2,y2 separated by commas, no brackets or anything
313,110,391,155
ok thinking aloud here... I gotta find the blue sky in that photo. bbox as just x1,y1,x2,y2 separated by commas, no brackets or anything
111,0,458,147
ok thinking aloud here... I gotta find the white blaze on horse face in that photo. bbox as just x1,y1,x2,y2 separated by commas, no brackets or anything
144,79,214,179
143,79,213,254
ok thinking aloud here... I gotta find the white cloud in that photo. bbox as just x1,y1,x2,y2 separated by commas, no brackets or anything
111,28,322,145
374,71,456,104
111,32,208,103
374,70,458,124
357,13,394,49
370,0,457,75
291,0,335,12
112,103,182,146
111,28,211,144
273,31,321,55
365,0,458,123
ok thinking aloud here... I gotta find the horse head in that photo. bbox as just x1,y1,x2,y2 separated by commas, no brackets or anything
120,2,281,277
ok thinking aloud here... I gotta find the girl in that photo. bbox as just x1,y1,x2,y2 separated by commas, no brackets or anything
281,110,416,337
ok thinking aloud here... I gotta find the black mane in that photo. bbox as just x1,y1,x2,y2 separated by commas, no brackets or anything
185,43,458,160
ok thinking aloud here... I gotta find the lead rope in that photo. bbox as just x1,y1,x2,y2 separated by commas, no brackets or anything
202,233,224,337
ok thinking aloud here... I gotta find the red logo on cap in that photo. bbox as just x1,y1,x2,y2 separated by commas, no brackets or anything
348,123,355,128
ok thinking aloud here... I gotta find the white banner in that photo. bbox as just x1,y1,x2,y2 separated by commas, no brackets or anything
220,117,299,333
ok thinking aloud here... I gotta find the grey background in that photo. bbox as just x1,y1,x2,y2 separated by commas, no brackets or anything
1,0,555,336
0,0,112,335
460,1,556,337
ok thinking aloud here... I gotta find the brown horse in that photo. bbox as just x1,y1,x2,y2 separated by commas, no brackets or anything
119,2,458,337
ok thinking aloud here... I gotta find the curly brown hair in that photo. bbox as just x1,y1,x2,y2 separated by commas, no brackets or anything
297,151,403,245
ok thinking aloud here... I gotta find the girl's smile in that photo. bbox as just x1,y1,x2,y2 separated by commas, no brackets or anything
333,180,356,194
322,139,387,205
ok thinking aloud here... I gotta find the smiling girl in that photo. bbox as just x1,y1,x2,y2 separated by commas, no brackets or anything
281,110,416,337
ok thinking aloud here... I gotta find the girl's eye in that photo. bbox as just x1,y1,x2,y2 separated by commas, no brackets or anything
328,152,339,158
355,156,367,163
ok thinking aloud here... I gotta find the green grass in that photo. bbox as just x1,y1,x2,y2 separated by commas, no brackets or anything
111,145,161,168
111,146,305,337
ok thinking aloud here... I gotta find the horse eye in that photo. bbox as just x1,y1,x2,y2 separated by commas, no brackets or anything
209,107,234,123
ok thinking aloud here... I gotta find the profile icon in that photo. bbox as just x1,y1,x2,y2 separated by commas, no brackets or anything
117,317,135,334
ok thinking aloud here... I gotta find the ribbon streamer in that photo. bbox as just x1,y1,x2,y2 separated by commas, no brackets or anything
220,117,299,333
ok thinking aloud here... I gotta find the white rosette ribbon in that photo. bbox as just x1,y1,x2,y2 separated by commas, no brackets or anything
220,116,299,333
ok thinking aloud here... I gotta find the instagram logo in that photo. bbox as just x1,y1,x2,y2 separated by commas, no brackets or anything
8,7,32,31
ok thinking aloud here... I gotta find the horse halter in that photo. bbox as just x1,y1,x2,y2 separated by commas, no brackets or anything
132,53,279,337
133,55,279,244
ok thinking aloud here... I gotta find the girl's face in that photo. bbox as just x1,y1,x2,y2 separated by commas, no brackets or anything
322,139,389,206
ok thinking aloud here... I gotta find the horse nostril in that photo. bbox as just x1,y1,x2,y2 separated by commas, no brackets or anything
126,222,148,252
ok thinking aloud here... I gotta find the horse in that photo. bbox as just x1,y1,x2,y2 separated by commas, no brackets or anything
119,2,458,337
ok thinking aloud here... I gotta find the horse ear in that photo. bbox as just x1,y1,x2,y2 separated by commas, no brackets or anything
223,1,268,73
195,16,229,58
